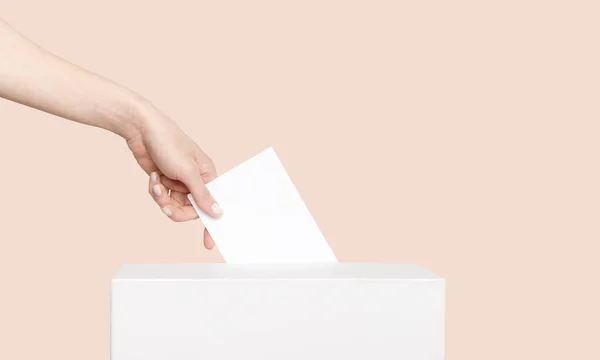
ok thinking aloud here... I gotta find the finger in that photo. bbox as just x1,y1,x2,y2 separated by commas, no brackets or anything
199,162,218,184
170,190,189,206
169,189,201,217
181,166,223,219
162,204,199,222
149,172,199,222
160,176,189,193
154,163,215,193
203,228,215,250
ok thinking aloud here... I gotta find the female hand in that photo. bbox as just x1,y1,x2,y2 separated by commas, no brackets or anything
0,18,221,249
125,104,223,250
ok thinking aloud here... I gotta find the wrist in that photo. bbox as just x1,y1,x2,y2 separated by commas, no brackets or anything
113,91,161,141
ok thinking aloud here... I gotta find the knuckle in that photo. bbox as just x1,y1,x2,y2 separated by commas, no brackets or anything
180,162,198,178
200,161,215,174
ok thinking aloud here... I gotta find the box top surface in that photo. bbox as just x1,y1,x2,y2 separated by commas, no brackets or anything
114,263,442,280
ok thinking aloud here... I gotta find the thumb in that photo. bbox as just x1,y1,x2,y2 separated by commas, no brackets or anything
181,168,223,219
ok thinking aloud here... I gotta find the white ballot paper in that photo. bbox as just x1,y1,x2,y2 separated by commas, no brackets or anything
188,147,337,264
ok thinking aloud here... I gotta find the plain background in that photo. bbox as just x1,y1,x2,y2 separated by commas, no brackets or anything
0,1,598,359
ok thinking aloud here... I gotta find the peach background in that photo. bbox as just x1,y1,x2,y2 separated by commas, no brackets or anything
1,1,599,359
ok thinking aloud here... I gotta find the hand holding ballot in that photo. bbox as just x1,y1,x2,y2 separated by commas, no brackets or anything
0,18,334,257
0,18,222,249
130,113,224,251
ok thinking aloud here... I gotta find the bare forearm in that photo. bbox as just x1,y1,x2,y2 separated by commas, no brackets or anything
0,18,146,139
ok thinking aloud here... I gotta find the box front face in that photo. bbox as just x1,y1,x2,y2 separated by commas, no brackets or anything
112,279,445,360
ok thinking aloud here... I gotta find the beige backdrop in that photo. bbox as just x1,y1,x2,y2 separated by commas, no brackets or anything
1,1,599,359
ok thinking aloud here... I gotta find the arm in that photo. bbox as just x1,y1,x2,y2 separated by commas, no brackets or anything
0,18,143,139
0,18,221,249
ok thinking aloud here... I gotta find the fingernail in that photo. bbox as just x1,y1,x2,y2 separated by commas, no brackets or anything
150,171,158,182
211,202,224,216
152,184,162,196
161,207,172,217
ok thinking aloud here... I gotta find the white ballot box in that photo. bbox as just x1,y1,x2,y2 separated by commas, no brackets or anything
111,263,446,360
